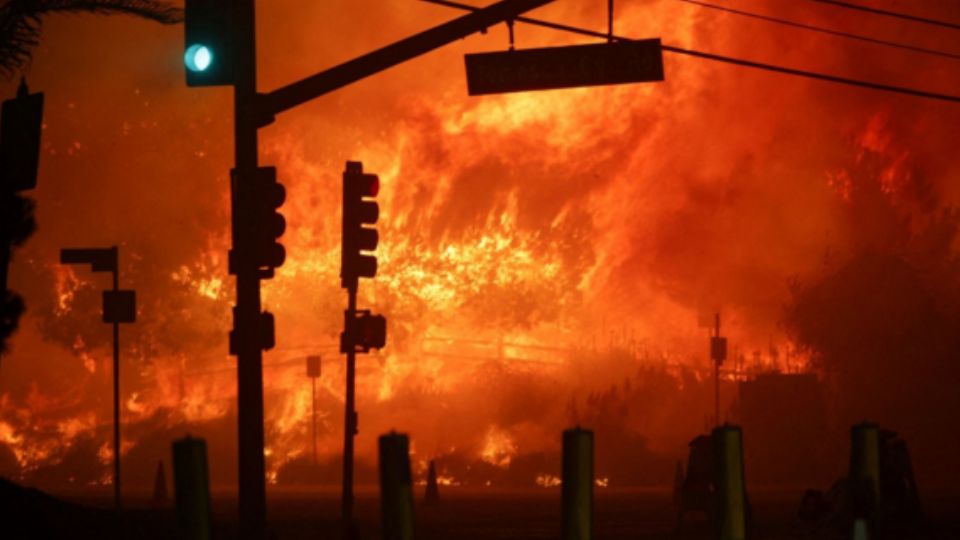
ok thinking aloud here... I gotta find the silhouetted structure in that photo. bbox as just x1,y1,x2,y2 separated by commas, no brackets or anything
59,246,136,509
181,3,553,536
562,427,593,540
739,373,828,485
0,79,42,353
673,460,684,505
676,427,752,538
153,460,168,506
713,425,749,540
379,432,415,540
306,355,321,465
677,434,714,528
798,424,922,535
709,313,727,427
340,161,388,533
424,459,440,505
173,436,212,540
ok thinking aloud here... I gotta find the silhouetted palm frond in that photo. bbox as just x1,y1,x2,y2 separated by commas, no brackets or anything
0,0,183,78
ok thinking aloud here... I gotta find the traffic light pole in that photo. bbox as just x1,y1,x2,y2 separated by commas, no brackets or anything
713,314,720,427
111,266,121,510
312,376,318,466
189,2,555,537
232,1,267,537
342,286,358,535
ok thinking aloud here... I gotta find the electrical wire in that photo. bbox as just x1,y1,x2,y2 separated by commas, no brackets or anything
420,0,960,104
678,0,960,61
811,0,960,31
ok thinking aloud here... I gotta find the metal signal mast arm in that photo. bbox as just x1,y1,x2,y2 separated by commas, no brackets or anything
261,0,553,120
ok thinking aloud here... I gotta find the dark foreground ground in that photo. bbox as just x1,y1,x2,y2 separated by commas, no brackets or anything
4,482,960,539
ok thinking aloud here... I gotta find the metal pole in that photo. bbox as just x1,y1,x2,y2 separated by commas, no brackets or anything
312,377,318,466
714,313,720,427
607,0,613,42
232,1,266,537
112,260,121,510
342,287,358,537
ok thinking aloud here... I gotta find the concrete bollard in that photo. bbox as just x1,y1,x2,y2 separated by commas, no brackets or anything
172,436,212,540
848,422,881,520
424,459,440,505
712,424,747,540
852,518,870,540
379,432,415,540
562,427,593,540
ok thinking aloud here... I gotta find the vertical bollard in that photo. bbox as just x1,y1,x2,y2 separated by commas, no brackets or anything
562,427,593,540
379,432,415,540
712,425,747,540
852,518,870,540
173,436,212,540
848,422,881,520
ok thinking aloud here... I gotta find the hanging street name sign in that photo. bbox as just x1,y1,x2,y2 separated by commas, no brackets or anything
464,39,664,95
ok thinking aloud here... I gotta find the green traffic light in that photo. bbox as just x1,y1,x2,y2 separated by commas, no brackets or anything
185,44,213,73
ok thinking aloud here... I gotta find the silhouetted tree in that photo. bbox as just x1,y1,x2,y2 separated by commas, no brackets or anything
785,151,960,484
1,194,34,352
0,0,182,78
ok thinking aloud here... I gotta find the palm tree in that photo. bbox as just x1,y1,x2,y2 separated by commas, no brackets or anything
0,0,183,78
0,0,182,352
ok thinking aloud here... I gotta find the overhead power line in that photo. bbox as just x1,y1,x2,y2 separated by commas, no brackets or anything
678,0,960,61
421,0,960,104
812,0,960,31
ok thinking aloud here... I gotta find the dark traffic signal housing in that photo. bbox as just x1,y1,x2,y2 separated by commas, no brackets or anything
231,166,286,279
228,307,276,354
341,310,387,354
341,161,379,289
184,0,237,87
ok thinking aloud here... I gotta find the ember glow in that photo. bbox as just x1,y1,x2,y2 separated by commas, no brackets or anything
3,0,960,492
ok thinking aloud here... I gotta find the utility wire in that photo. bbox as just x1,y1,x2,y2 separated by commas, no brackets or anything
678,0,960,61
811,0,960,31
420,0,960,104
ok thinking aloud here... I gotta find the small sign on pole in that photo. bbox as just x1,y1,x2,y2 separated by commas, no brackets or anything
711,336,728,365
306,355,321,378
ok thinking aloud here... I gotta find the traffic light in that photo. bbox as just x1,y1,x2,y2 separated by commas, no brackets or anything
232,167,285,278
341,161,379,289
184,0,237,87
1,79,43,192
229,309,276,353
341,310,387,353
